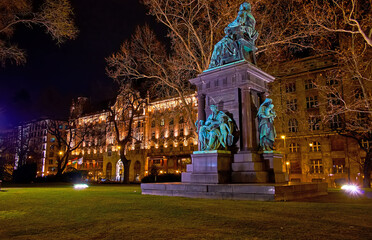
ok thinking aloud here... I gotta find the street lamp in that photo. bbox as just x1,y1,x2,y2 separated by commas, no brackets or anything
281,135,288,181
59,151,63,156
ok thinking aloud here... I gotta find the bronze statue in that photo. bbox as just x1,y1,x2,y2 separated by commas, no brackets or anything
208,2,258,69
195,105,234,151
257,98,277,151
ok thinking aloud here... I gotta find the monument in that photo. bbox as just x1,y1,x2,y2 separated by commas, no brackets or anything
141,2,327,201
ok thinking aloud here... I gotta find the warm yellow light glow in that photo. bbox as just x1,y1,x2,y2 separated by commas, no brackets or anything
309,143,313,147
117,146,121,150
159,170,163,174
176,170,179,173
286,161,290,165
281,135,286,139
59,151,63,155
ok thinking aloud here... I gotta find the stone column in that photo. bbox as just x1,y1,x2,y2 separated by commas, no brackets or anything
197,94,206,122
241,88,253,151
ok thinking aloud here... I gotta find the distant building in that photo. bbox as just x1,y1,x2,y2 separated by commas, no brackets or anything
270,55,369,186
2,55,369,186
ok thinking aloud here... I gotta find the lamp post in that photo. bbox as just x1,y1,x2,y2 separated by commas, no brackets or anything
281,135,289,180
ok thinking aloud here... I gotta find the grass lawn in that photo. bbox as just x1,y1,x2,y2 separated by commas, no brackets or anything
0,184,371,240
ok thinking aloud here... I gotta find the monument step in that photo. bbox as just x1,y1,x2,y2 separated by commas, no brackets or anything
141,182,328,201
232,161,265,171
183,173,219,184
231,171,268,183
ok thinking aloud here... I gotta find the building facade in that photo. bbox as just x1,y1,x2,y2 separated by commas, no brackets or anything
270,55,369,186
2,56,369,186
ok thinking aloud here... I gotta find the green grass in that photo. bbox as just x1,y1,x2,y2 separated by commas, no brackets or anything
0,185,371,240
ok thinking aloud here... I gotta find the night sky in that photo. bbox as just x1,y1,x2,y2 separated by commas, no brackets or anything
0,0,164,129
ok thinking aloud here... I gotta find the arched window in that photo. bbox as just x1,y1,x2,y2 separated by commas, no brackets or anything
288,119,298,132
289,143,299,153
179,116,184,124
106,162,112,179
151,120,155,128
309,142,321,152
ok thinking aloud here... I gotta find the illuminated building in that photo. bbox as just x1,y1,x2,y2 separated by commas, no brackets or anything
270,55,370,186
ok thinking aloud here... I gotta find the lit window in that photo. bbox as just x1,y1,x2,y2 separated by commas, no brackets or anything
361,139,370,150
310,159,323,173
289,143,299,153
332,158,346,174
309,141,321,152
160,119,165,126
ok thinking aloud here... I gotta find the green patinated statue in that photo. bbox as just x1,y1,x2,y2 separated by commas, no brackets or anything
257,98,277,152
208,2,258,69
195,105,235,151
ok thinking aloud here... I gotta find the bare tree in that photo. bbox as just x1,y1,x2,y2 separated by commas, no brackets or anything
46,120,86,176
0,0,78,65
305,0,372,187
107,0,326,130
107,85,147,184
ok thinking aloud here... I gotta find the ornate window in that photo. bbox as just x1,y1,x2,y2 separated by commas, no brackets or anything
288,119,298,132
326,79,339,86
361,139,370,150
289,143,299,153
332,158,346,174
330,115,342,129
310,159,323,173
304,79,314,90
327,93,341,106
151,120,155,128
286,99,297,111
306,96,318,109
309,141,321,152
169,118,174,125
285,82,296,93
179,128,184,137
179,116,184,124
308,117,321,131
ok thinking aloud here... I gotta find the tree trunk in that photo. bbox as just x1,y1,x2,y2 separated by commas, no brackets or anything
120,149,131,184
123,160,131,184
363,152,371,188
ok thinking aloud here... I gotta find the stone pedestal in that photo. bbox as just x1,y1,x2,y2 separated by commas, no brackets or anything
262,152,287,183
182,150,232,184
232,151,269,183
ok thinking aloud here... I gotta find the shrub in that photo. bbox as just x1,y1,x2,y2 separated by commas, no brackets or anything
12,163,37,183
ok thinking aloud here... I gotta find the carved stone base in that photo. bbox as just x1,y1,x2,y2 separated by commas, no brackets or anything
182,150,232,184
232,151,269,183
262,152,287,183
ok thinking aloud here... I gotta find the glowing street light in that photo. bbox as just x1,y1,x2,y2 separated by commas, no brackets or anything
59,151,63,155
281,135,286,139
